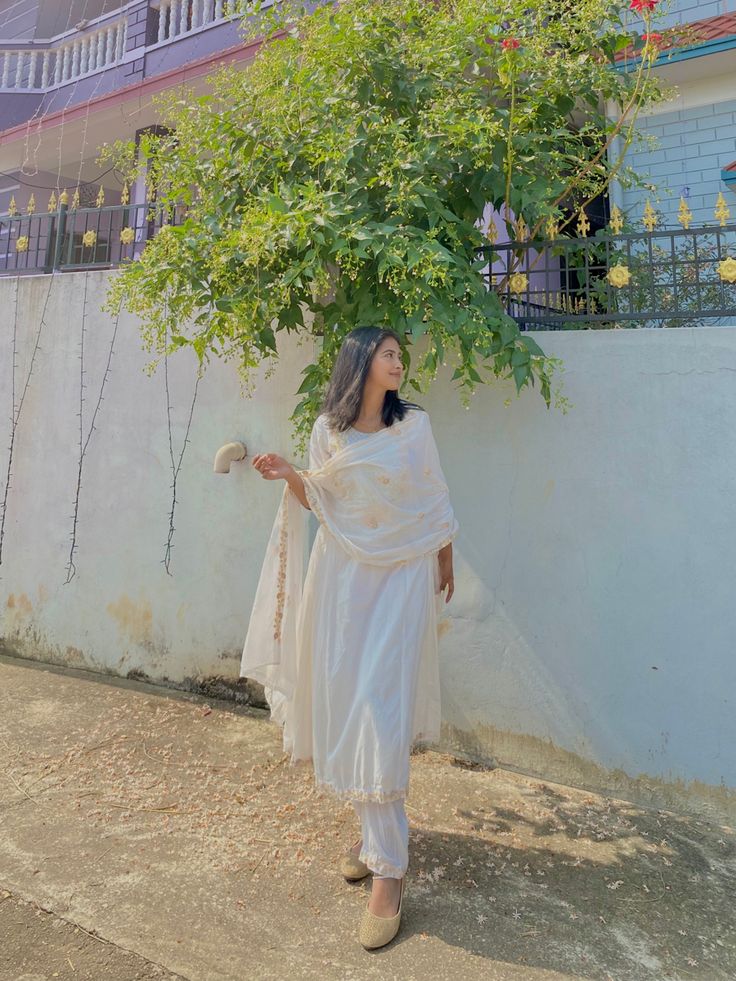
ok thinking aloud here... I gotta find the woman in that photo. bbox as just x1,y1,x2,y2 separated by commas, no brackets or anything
240,326,458,949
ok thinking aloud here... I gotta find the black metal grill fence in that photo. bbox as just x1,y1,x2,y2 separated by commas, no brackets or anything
483,222,736,330
0,200,187,275
2,201,735,329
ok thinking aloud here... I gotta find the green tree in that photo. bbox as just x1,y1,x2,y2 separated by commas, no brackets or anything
102,0,667,447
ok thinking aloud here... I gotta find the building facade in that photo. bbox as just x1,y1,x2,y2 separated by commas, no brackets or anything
0,0,265,228
0,1,734,268
612,2,736,227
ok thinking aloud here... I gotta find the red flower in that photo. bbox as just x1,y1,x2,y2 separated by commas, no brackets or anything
501,37,520,50
642,31,663,43
630,0,659,12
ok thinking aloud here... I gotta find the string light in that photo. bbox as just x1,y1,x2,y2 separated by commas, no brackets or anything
7,2,210,213
0,163,119,191
19,0,94,178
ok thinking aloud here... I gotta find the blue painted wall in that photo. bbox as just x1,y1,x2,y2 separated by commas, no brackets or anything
619,99,736,227
647,0,735,31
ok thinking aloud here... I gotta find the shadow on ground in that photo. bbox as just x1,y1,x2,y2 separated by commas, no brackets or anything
1,654,734,981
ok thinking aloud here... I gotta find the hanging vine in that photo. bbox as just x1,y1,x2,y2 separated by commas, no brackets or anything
64,273,123,584
0,274,56,574
162,314,203,576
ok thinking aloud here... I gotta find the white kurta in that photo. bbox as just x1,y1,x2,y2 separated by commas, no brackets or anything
240,408,458,804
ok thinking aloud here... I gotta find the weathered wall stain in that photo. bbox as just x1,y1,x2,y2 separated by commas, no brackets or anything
0,626,99,672
6,593,33,614
106,594,154,649
63,646,87,668
5,593,34,633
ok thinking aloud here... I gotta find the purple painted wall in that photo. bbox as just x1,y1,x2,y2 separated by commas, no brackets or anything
35,2,123,38
144,20,245,77
0,0,39,40
0,91,42,128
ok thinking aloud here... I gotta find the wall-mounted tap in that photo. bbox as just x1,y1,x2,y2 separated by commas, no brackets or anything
213,441,247,473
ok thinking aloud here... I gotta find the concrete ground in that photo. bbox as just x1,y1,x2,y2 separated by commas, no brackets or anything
1,654,734,981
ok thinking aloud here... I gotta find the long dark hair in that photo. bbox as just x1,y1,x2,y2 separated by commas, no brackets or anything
320,326,423,433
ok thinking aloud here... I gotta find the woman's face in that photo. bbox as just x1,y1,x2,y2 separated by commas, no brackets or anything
368,337,404,391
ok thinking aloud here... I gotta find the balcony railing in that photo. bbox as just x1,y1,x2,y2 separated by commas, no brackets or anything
154,0,243,45
2,192,735,330
481,197,736,329
0,11,129,92
0,0,249,93
0,198,186,274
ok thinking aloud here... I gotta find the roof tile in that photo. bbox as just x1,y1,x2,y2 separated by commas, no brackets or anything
615,12,736,61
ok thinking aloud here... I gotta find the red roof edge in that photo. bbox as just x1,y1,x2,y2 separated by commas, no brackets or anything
615,11,736,62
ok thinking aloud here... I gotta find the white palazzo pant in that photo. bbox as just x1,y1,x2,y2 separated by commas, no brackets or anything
353,798,409,878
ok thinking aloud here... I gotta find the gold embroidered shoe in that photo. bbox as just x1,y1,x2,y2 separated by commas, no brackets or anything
358,876,405,950
340,838,372,881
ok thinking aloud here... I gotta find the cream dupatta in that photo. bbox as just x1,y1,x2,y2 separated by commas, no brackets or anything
239,408,459,750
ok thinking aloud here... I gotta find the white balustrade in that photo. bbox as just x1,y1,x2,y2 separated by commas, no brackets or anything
0,16,127,91
115,22,126,60
178,0,188,37
157,6,167,44
96,30,106,70
155,0,240,44
0,0,246,92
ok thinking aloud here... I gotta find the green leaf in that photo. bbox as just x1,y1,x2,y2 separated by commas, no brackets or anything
296,371,319,394
520,334,545,357
259,326,277,352
267,193,288,213
410,319,427,341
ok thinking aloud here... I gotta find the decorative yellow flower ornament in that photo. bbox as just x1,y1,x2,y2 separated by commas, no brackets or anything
508,272,528,295
15,235,29,252
82,229,97,247
718,257,736,284
120,226,135,245
608,264,631,289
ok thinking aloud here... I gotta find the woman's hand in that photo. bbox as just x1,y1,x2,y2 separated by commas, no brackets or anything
438,543,454,603
251,453,312,511
251,453,294,481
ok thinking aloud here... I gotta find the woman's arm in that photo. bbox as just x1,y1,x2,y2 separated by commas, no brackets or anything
438,541,454,602
285,466,311,511
421,412,456,602
251,453,311,511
